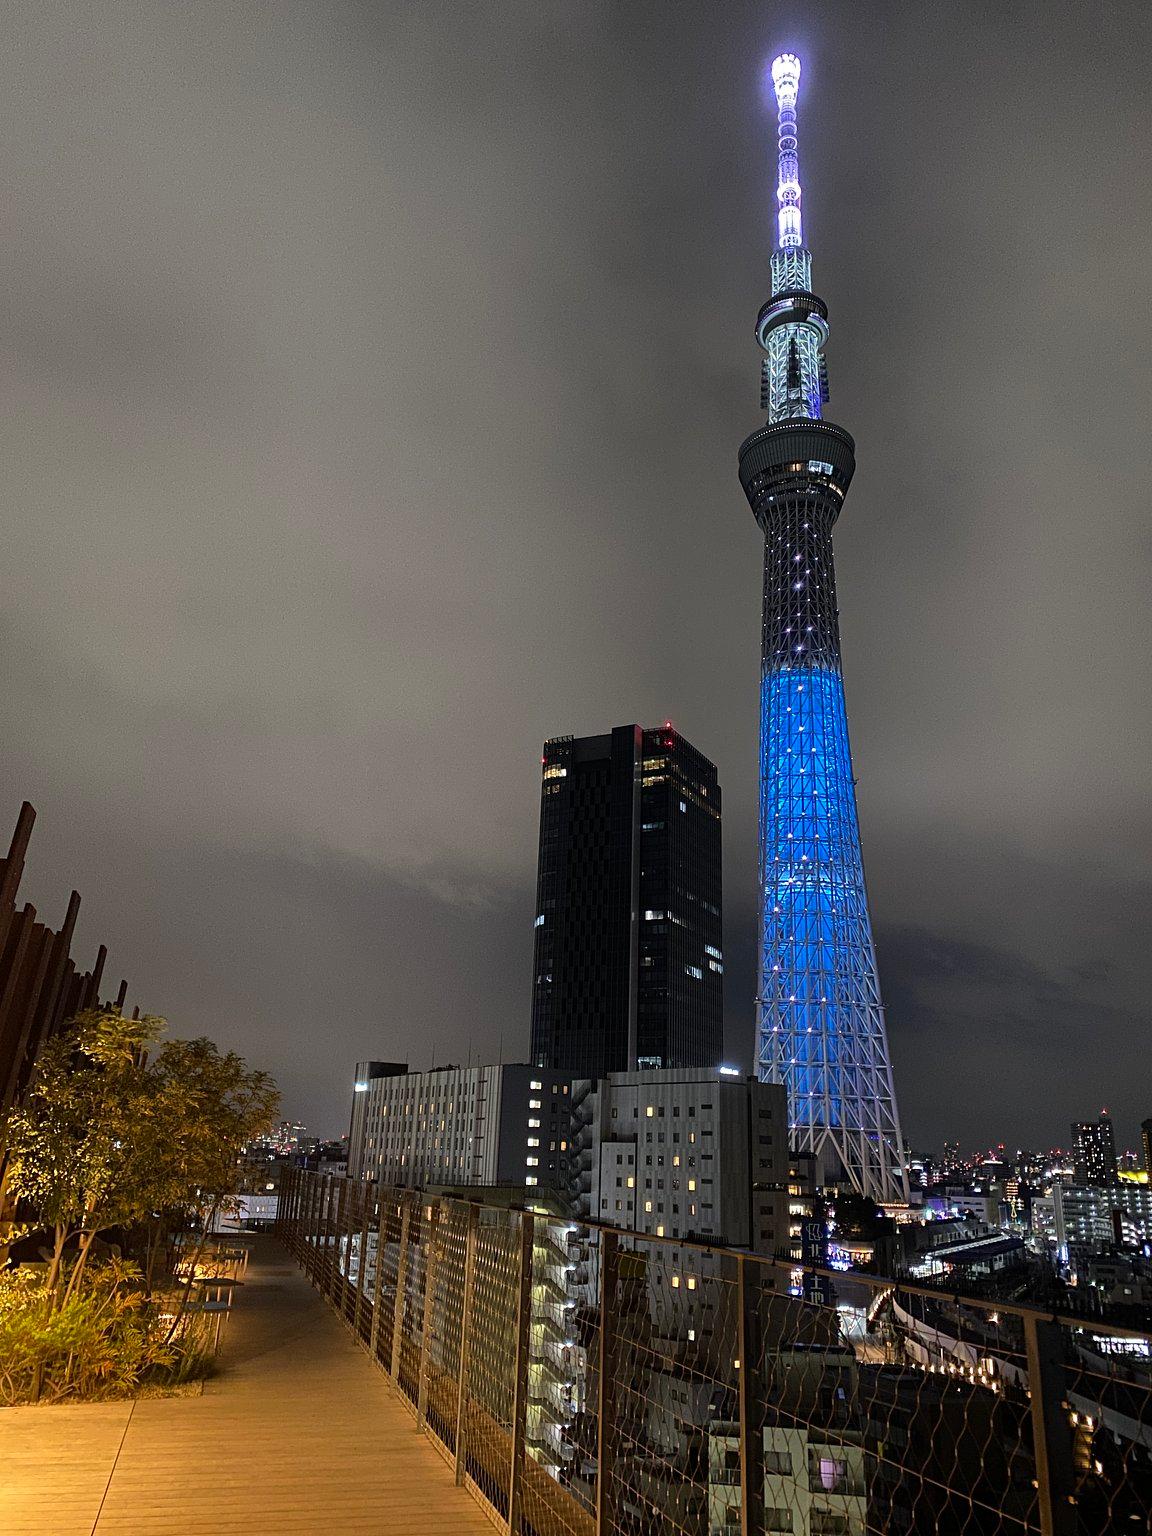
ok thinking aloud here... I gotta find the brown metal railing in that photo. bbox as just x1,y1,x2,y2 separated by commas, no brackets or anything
277,1166,1152,1536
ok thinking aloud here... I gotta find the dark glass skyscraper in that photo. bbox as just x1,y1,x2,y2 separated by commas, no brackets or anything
738,54,907,1205
530,724,723,1079
1072,1112,1118,1186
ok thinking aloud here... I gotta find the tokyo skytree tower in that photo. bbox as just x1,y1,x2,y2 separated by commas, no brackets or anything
738,54,908,1206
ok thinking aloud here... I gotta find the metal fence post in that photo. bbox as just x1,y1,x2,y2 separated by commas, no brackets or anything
308,1172,322,1276
390,1196,413,1380
1023,1313,1077,1536
738,1255,766,1536
287,1167,300,1246
417,1198,441,1426
352,1190,372,1336
327,1177,346,1300
453,1202,480,1484
341,1181,359,1314
507,1210,535,1535
318,1174,332,1288
595,1228,619,1536
368,1187,390,1361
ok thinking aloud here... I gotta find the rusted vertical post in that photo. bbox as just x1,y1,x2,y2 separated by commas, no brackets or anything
417,1198,441,1425
595,1228,619,1536
453,1201,480,1484
352,1188,372,1335
368,1187,390,1361
390,1196,413,1380
738,1255,766,1536
506,1210,534,1534
1023,1313,1076,1536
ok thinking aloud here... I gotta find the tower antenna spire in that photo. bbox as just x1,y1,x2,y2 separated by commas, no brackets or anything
771,53,803,250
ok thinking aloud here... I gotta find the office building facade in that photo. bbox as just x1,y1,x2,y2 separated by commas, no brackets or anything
530,724,723,1079
1034,1179,1152,1263
347,1060,576,1192
579,1067,789,1254
1071,1112,1118,1186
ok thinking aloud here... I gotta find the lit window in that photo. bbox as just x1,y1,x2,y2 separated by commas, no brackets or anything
645,1200,653,1213
627,1176,635,1188
528,1118,540,1128
526,1156,539,1167
673,1155,680,1167
679,801,687,813
527,1137,539,1148
686,965,703,980
533,914,545,928
688,1179,697,1192
643,910,665,922
525,1176,538,1187
704,945,722,960
656,1224,665,1237
530,1080,542,1090
529,1099,541,1109
687,1276,697,1290
646,1106,655,1118
671,1274,680,1288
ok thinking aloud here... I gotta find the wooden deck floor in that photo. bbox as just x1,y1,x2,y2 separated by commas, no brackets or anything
0,1236,495,1535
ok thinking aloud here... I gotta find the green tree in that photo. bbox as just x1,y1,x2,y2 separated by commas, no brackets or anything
4,1009,167,1305
148,1036,279,1340
1,1008,279,1402
4,1010,279,1308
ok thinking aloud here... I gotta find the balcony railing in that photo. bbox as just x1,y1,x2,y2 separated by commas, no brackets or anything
277,1166,1152,1536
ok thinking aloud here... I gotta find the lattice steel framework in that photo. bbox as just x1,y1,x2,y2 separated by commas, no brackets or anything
739,54,908,1206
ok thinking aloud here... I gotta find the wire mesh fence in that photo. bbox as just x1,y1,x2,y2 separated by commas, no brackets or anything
277,1167,1152,1535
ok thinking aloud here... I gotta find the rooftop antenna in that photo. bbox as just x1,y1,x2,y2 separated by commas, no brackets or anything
771,52,803,250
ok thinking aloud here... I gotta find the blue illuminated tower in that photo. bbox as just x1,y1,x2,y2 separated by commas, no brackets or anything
738,54,908,1205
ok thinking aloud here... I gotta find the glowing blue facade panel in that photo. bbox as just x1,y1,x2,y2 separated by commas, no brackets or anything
739,55,907,1205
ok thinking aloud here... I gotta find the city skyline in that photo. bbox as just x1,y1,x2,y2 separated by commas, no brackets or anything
0,4,1149,1146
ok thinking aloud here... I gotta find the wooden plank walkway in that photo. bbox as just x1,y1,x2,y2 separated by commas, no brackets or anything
0,1236,495,1535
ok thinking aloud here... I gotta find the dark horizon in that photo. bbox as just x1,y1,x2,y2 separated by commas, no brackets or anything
1,2,1149,1150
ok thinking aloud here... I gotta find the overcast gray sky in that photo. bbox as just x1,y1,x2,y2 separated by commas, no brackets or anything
1,1,1149,1151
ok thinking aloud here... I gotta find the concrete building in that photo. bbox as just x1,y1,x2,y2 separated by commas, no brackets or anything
709,1346,868,1535
579,1067,789,1253
347,1060,576,1191
1033,1179,1152,1264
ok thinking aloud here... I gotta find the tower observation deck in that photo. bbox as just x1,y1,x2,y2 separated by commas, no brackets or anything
738,54,908,1206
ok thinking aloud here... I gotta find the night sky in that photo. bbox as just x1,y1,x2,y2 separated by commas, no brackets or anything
2,3,1149,1152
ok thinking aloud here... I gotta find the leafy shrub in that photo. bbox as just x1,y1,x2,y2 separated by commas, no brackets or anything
0,1259,212,1404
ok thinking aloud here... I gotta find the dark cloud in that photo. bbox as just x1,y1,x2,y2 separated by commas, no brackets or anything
0,2,1149,1148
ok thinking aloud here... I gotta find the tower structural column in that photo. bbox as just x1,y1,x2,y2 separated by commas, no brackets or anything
739,54,908,1206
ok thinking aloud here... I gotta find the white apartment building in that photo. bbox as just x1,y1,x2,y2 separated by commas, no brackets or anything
1033,1179,1152,1263
584,1067,790,1252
